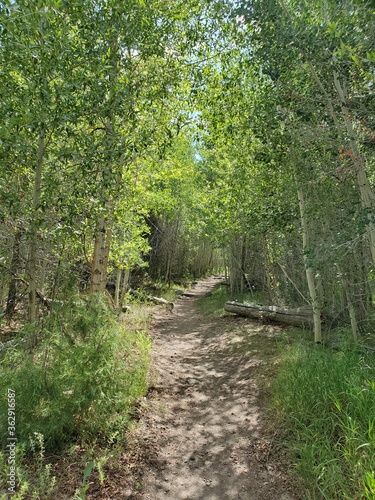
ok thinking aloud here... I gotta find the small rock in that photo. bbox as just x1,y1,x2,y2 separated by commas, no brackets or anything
188,378,198,385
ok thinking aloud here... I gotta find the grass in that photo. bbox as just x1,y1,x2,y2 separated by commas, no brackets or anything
271,333,375,499
196,284,269,316
142,279,192,303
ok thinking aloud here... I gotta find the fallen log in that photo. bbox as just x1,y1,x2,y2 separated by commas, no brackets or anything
128,288,174,310
224,301,314,328
149,296,174,310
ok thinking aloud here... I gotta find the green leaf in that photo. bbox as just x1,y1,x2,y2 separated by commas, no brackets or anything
82,461,94,484
351,54,360,65
366,51,375,62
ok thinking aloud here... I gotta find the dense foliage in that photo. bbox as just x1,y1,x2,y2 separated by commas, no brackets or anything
0,0,374,497
1,0,374,338
193,0,375,343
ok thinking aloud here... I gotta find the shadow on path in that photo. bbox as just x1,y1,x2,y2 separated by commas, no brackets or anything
139,277,298,500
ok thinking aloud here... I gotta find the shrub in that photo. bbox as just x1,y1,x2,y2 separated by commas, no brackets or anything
0,294,151,451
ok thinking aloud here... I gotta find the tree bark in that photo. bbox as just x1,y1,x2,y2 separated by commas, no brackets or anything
297,187,322,342
229,236,245,295
114,268,122,310
119,268,130,309
344,283,358,342
224,301,314,327
89,215,113,293
28,126,45,323
89,34,118,294
263,233,279,304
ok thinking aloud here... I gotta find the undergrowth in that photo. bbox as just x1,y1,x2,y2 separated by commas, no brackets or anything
272,334,375,499
0,293,151,497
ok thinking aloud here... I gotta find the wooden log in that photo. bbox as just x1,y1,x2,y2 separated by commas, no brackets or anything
128,288,174,310
150,296,174,308
224,301,314,328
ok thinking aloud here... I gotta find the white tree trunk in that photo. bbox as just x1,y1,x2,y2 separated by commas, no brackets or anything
297,187,322,343
89,216,112,293
119,268,130,308
114,268,122,309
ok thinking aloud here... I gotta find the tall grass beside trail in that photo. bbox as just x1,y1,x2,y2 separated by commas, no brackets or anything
272,340,375,499
0,294,151,452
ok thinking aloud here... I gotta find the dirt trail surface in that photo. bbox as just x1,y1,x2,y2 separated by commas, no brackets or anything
135,276,298,500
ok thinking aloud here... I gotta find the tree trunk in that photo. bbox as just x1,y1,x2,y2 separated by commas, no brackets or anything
89,41,118,294
89,215,112,293
114,268,122,310
229,236,245,295
297,187,322,343
28,126,45,323
5,227,22,318
223,248,228,284
119,268,130,309
39,253,48,295
240,234,246,294
165,250,172,284
345,288,358,342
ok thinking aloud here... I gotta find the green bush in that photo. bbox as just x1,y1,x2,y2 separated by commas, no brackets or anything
0,294,151,451
272,341,375,499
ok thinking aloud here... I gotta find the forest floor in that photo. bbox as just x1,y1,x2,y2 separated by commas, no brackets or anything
85,276,302,499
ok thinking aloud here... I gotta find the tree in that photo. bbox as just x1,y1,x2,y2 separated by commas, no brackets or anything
187,0,375,341
0,0,85,322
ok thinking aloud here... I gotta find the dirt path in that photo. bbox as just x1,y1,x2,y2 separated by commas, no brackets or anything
135,277,298,500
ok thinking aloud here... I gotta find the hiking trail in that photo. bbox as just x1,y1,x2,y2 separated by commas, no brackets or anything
133,276,299,500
